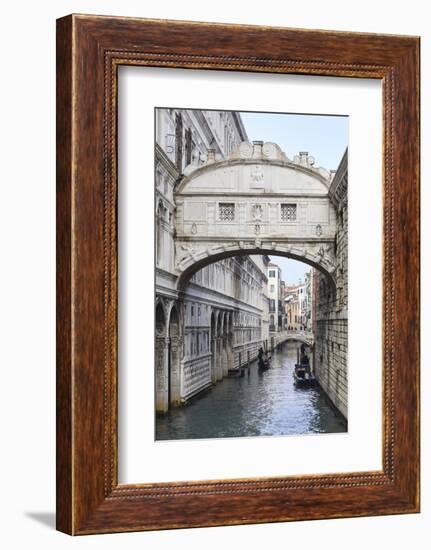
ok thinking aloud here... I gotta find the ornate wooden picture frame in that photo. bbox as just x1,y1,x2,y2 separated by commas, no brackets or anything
56,14,420,534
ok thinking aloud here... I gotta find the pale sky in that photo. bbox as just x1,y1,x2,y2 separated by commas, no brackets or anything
269,256,310,286
240,111,348,172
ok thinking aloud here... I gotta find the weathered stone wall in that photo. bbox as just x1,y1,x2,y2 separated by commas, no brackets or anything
314,150,348,420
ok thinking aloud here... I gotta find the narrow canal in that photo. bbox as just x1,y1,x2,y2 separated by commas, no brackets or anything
156,342,347,441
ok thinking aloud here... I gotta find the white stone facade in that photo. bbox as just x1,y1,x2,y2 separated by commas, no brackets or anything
267,263,282,332
155,108,247,173
155,108,273,413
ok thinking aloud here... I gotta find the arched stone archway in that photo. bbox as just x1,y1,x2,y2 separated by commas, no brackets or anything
155,301,168,412
226,312,234,374
210,311,217,384
156,199,165,267
216,313,223,381
168,305,181,407
177,248,336,291
174,141,337,291
221,312,229,377
283,334,314,348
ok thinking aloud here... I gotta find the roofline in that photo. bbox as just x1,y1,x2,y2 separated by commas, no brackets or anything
177,156,331,192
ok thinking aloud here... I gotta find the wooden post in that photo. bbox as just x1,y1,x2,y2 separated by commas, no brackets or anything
312,344,316,375
240,351,245,377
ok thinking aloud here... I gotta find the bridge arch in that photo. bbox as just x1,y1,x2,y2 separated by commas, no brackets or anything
174,140,337,293
176,247,336,292
282,333,315,348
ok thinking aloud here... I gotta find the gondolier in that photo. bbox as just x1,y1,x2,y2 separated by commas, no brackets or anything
293,345,315,386
300,344,310,366
258,346,271,371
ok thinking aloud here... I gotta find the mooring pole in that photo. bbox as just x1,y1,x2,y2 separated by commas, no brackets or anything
312,344,316,374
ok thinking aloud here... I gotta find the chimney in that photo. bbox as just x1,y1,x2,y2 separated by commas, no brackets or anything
299,151,309,165
252,141,264,158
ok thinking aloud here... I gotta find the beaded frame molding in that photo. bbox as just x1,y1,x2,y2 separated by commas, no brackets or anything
56,14,420,534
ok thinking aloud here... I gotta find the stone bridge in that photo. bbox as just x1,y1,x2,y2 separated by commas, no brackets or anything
276,330,315,348
174,140,337,289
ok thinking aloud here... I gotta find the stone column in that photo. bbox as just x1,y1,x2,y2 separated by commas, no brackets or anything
170,336,181,406
228,332,234,373
211,336,217,384
216,337,223,381
222,336,229,376
155,336,169,413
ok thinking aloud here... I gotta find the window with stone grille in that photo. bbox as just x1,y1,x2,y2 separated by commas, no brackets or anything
219,202,235,221
280,203,297,221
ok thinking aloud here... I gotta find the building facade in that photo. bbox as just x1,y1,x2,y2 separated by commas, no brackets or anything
267,263,282,332
303,270,315,331
313,149,348,419
155,108,273,412
285,291,298,330
285,285,300,330
284,278,310,331
155,108,248,173
181,255,270,403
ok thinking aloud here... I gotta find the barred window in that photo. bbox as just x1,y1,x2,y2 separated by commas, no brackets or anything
281,203,297,221
219,202,235,221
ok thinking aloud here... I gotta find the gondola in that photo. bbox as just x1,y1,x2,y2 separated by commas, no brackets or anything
258,355,271,371
293,363,316,387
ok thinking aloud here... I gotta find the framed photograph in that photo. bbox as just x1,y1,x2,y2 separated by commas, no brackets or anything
56,14,420,534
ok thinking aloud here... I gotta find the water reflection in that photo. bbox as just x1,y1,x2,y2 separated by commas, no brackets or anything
155,342,347,440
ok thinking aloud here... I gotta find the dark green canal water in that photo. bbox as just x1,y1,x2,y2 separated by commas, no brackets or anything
155,342,347,440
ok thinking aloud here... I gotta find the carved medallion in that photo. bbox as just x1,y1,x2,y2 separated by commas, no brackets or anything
239,142,253,158
262,142,277,159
